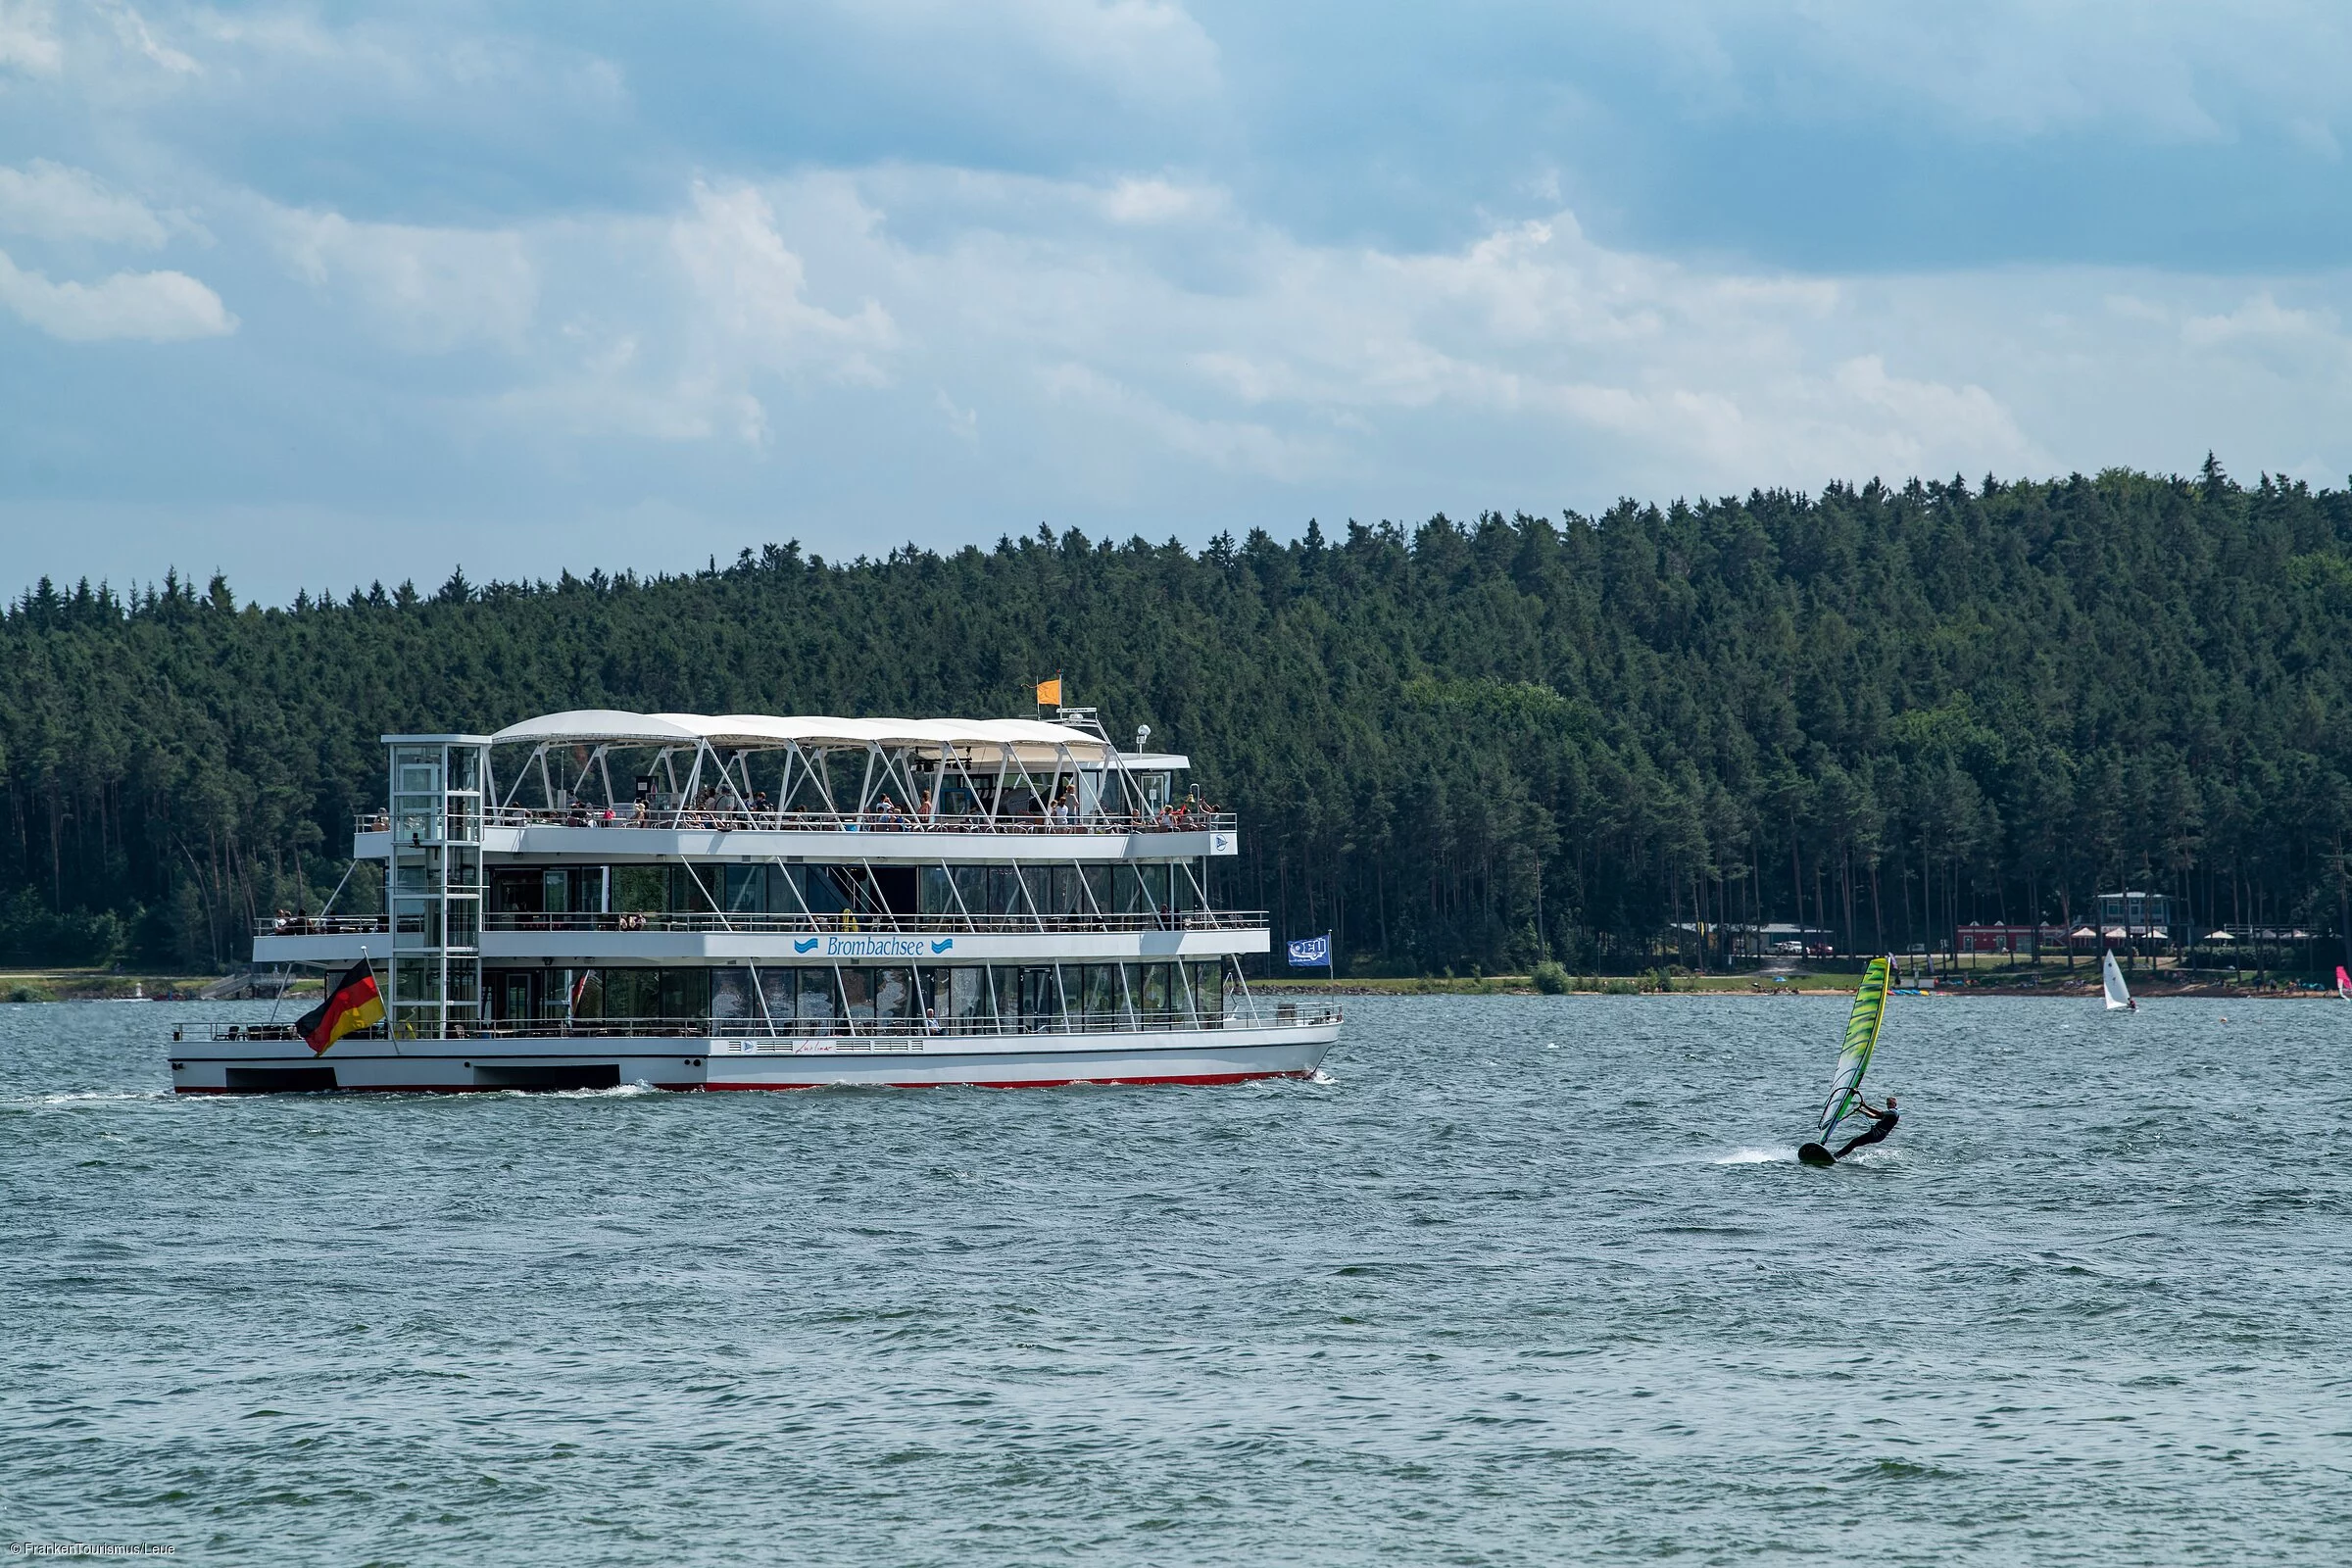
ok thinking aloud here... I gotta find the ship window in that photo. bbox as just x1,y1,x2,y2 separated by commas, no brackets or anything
755,967,794,1024
542,867,567,913
1080,964,1121,1025
669,865,718,913
804,866,849,917
491,870,541,913
919,866,953,916
710,967,755,1024
951,866,986,917
617,866,665,914
723,864,766,913
872,967,911,1023
1134,962,1171,1023
659,968,709,1020
1016,967,1060,1028
1080,864,1110,915
799,968,838,1022
948,966,987,1021
841,968,875,1023
602,968,652,1020
1050,867,1080,916
1192,961,1225,1023
988,867,1024,916
1017,865,1054,914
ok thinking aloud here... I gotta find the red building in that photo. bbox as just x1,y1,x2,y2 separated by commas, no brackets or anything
1956,923,2073,956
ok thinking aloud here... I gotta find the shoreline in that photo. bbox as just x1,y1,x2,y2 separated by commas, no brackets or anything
1251,976,2343,1000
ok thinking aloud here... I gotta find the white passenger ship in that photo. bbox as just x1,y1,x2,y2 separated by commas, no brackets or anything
171,709,1340,1093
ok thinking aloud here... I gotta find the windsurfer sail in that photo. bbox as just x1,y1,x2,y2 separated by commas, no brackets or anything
1798,956,1891,1165
2336,964,2350,1001
2103,951,2133,1011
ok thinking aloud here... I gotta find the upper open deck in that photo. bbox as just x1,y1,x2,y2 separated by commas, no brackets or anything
385,707,1231,854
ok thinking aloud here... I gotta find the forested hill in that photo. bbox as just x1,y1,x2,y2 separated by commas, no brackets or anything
6,463,2352,974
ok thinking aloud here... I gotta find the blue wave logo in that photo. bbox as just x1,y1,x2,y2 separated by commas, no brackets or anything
930,938,955,954
793,937,820,954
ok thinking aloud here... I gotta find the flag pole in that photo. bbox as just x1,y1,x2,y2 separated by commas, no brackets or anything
364,945,399,1056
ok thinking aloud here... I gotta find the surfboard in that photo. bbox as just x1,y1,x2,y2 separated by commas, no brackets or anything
1797,1142,1837,1167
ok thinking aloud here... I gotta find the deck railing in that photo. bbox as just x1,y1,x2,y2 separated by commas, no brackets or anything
200,1003,1341,1045
256,909,1268,938
356,808,1235,837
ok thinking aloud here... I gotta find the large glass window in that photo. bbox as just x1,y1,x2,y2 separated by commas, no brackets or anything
617,866,666,914
669,865,718,913
1080,964,1122,1027
841,968,875,1025
1192,961,1225,1025
603,968,654,1020
1081,864,1111,916
492,870,541,914
1136,962,1171,1025
1050,866,1080,916
872,967,911,1025
988,867,1025,916
723,865,766,913
798,866,842,917
1017,967,1060,1029
658,969,709,1021
948,966,988,1026
952,866,987,920
919,866,954,916
710,967,756,1025
799,968,839,1024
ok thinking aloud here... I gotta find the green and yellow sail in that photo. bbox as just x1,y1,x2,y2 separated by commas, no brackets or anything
1817,956,1890,1138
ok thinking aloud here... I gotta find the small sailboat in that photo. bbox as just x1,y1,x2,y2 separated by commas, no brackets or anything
2336,964,2350,1001
2102,950,2133,1011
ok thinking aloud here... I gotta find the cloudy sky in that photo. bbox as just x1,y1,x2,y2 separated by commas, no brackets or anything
3,1,2350,603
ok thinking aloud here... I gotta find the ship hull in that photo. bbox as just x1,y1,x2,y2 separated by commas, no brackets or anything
170,1022,1338,1093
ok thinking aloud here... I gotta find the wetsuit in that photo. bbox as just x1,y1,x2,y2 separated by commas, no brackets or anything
1834,1107,1897,1159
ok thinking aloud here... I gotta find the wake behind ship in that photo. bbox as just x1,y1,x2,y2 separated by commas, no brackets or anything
172,708,1340,1092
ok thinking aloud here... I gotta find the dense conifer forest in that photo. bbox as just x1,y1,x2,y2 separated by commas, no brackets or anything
5,461,2352,975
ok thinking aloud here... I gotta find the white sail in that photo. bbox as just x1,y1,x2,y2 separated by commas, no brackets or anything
2102,950,2132,1010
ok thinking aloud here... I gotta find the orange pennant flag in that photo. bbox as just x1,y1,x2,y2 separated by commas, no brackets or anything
1036,674,1062,707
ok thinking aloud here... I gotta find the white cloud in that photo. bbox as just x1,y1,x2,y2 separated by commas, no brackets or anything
0,247,233,340
1622,0,2352,146
830,0,1220,104
272,207,537,352
0,161,170,246
98,0,196,74
0,0,61,75
668,180,895,385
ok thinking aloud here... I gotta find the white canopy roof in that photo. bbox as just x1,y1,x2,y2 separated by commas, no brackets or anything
490,710,1115,760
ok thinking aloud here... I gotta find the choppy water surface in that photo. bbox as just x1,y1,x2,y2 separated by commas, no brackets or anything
3,996,2349,1565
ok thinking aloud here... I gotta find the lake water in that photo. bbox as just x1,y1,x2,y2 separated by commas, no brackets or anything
3,995,2348,1564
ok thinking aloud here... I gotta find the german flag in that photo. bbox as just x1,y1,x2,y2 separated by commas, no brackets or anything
296,958,385,1054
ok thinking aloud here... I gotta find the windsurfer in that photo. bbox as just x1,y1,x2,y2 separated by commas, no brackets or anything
1833,1093,1898,1158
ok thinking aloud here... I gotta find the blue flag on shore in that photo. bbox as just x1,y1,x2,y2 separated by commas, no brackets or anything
1287,934,1331,967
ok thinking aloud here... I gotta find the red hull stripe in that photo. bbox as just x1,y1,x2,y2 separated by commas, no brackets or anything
174,1068,1310,1095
